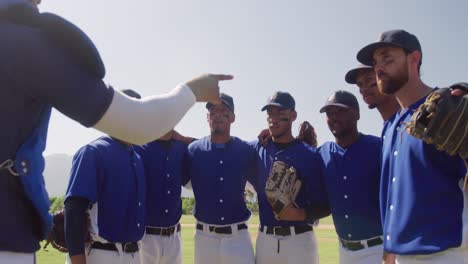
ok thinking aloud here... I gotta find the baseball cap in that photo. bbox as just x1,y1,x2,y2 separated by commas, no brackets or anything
206,93,235,113
261,91,295,111
357,29,422,66
121,89,141,99
319,90,359,113
345,64,373,84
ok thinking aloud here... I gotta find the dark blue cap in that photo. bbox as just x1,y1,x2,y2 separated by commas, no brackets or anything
345,64,373,84
319,90,359,113
206,93,235,113
357,30,422,66
121,89,141,99
261,91,295,111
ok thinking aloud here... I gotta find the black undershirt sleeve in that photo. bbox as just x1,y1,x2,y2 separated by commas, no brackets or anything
305,200,331,223
64,196,91,256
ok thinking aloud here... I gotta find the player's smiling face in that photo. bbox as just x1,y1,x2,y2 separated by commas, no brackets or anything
207,103,235,135
325,106,358,138
266,106,296,138
373,47,410,95
356,69,392,109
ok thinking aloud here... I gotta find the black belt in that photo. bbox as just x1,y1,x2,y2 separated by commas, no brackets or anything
340,236,383,251
146,224,181,236
260,225,313,236
196,223,248,234
91,241,139,253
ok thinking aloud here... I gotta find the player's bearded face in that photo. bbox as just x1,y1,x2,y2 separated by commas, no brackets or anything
266,107,293,138
373,47,410,95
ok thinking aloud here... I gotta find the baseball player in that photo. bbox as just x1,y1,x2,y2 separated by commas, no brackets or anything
357,29,468,263
318,90,384,264
136,130,190,264
249,91,330,264
64,89,146,264
345,64,399,122
345,65,398,264
183,93,256,264
0,0,230,262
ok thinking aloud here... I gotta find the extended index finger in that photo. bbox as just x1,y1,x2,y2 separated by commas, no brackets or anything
212,74,234,81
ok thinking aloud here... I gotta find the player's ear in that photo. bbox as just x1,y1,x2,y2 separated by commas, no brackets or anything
408,50,421,72
354,109,360,121
206,113,210,123
290,110,297,122
230,112,236,124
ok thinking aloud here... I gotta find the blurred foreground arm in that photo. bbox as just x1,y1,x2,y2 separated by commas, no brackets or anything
94,74,233,145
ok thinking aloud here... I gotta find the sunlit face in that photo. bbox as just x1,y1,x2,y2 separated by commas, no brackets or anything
207,103,234,135
266,106,296,138
373,47,410,95
325,106,358,138
356,68,394,109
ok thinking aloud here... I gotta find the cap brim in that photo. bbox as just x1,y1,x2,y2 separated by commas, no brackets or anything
356,42,404,66
319,103,351,113
345,66,373,84
261,103,287,111
206,99,234,112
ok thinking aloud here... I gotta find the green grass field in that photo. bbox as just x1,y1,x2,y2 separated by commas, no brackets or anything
37,215,339,263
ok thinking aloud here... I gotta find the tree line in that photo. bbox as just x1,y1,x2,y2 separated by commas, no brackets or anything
49,194,259,214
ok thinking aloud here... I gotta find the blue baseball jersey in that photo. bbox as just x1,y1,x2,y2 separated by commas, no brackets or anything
136,140,187,227
183,136,256,225
381,94,467,255
250,139,329,227
319,134,382,241
0,1,113,252
65,136,146,243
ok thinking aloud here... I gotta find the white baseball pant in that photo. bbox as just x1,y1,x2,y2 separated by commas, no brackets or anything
0,251,34,264
65,243,142,264
255,229,319,264
194,222,254,264
141,230,182,264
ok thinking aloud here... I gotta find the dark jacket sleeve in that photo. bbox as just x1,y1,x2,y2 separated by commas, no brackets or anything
64,196,91,256
304,153,331,223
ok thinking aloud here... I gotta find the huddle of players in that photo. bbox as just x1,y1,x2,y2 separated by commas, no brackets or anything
64,29,467,264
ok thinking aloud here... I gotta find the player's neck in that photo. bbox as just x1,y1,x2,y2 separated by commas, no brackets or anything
377,99,400,121
394,78,432,109
335,130,359,148
210,133,231,144
272,132,294,144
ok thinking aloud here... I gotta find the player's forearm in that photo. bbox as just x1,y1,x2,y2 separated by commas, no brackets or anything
277,204,306,221
304,202,331,223
70,254,86,264
277,202,331,222
64,197,90,257
382,251,396,264
172,130,197,145
93,84,196,145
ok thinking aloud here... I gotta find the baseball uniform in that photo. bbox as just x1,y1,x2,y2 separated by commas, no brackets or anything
250,139,330,264
381,95,468,263
0,0,114,260
64,136,146,264
184,136,256,264
320,134,384,264
137,139,188,264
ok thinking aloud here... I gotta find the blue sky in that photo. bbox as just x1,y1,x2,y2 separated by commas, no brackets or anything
40,0,467,155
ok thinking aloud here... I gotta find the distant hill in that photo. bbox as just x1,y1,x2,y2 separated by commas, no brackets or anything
43,153,193,197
